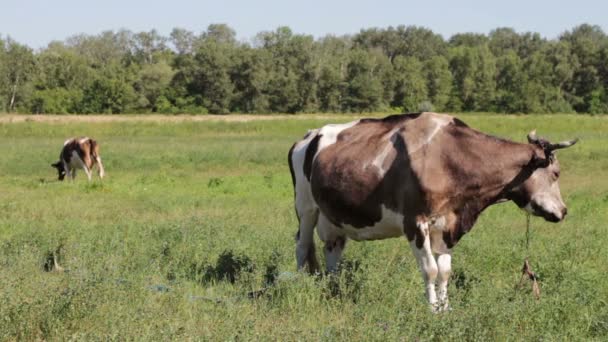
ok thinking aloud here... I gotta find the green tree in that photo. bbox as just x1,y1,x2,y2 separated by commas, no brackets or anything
494,51,526,113
424,56,453,111
230,47,271,113
560,24,607,112
449,45,497,111
79,63,137,114
343,49,384,112
28,42,91,113
257,27,318,113
392,56,427,111
134,61,175,112
315,35,350,112
449,33,489,47
0,37,35,112
170,28,195,55
190,40,234,114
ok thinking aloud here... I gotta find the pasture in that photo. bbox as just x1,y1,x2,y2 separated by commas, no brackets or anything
0,114,607,340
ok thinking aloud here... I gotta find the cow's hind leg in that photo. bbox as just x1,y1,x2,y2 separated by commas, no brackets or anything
317,214,346,272
295,208,319,274
96,156,105,179
408,220,439,311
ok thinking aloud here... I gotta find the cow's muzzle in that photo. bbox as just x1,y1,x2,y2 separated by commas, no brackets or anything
530,202,566,222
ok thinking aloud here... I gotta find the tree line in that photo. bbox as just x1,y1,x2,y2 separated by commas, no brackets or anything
1,23,607,114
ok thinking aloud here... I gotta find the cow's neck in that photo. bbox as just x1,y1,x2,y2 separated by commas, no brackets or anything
446,138,535,246
467,133,535,198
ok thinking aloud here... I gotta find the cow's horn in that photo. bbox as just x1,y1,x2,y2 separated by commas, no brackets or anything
527,130,539,144
548,138,579,151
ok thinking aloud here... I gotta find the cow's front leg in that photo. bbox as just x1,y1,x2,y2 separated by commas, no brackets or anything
409,221,439,311
436,252,452,311
323,236,346,273
317,214,346,273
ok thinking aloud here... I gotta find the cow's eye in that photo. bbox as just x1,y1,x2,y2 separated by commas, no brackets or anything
553,171,560,179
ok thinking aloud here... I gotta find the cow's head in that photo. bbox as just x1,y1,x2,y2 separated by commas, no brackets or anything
51,161,66,181
509,130,578,222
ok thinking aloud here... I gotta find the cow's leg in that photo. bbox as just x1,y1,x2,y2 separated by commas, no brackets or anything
317,214,346,272
63,161,72,180
82,166,92,181
295,208,319,274
409,220,439,311
436,252,452,311
96,156,105,179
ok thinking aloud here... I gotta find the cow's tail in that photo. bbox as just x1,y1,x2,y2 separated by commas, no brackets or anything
288,143,297,191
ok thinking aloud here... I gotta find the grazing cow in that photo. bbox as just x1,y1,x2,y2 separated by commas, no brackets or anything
288,112,577,311
51,137,105,181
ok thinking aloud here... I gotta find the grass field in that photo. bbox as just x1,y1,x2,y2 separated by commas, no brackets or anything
1,113,607,340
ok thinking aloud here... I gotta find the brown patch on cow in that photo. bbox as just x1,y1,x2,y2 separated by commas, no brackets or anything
310,117,427,240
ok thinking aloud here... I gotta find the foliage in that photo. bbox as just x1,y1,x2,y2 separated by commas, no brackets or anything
1,23,608,114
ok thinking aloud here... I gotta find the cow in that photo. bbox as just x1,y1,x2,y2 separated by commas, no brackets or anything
51,137,105,181
288,112,577,311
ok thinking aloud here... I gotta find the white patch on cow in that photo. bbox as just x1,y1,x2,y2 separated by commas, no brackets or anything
316,120,359,153
78,137,90,144
335,205,405,241
367,133,399,176
63,138,73,146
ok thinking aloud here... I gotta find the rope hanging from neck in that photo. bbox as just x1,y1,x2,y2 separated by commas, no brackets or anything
518,213,540,300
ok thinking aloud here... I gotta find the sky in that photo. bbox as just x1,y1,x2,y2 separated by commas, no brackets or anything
2,0,607,49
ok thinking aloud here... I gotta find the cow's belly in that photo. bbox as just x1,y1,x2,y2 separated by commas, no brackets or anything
67,151,83,169
333,206,405,241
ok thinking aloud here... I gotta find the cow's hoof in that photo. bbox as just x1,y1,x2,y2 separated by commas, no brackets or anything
430,303,452,314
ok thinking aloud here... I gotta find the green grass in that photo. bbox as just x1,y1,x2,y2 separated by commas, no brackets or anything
1,113,607,340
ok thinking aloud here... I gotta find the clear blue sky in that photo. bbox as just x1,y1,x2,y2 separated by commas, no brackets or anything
2,0,607,49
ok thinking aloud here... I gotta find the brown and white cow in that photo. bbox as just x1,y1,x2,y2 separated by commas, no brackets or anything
288,112,577,311
51,137,105,181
